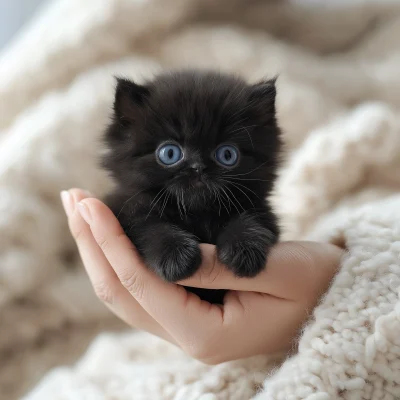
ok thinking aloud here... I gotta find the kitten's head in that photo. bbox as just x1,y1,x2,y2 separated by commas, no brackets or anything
103,70,281,210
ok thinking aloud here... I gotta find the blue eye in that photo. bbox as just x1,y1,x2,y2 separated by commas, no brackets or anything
215,145,239,167
157,144,183,165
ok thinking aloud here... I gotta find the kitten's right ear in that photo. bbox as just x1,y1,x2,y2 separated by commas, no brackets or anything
113,77,150,126
249,78,277,115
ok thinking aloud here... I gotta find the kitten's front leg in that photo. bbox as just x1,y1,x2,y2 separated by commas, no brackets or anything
216,211,279,277
126,219,202,282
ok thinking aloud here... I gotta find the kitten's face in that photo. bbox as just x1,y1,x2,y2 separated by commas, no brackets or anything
103,70,281,210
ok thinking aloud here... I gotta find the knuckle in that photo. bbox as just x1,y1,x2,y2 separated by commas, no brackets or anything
96,236,110,252
185,340,216,363
92,281,114,304
120,271,144,300
69,219,86,241
199,357,221,366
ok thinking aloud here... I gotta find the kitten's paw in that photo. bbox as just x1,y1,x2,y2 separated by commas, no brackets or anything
217,236,270,277
147,233,202,282
216,217,277,277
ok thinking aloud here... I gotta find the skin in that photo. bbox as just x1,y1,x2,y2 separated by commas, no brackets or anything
61,188,344,365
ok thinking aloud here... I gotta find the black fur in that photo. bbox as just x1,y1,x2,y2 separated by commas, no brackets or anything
102,69,282,304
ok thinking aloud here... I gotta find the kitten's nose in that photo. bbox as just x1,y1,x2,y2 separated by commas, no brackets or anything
190,162,205,173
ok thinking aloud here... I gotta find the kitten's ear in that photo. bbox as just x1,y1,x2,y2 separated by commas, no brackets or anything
113,77,150,125
248,78,277,115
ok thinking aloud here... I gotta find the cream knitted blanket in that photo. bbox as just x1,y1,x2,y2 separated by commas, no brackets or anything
1,1,400,399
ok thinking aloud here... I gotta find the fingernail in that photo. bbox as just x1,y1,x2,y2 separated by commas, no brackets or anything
78,201,92,223
60,191,74,217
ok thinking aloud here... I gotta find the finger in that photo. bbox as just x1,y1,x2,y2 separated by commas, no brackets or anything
77,198,225,354
64,189,174,343
179,242,343,302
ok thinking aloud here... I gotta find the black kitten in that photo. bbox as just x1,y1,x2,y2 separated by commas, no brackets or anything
102,69,281,303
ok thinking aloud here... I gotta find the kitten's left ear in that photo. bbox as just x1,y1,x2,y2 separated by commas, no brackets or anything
248,78,277,115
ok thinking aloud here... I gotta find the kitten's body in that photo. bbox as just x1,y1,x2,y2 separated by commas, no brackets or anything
102,70,281,303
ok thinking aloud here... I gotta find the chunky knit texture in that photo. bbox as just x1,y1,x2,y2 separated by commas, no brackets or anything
1,1,400,399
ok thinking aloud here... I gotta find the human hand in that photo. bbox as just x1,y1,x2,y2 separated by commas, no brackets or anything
61,188,343,364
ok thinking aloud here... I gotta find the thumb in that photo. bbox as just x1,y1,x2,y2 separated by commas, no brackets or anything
179,241,344,302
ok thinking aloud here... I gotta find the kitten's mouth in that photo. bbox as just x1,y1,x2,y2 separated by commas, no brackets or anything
193,180,205,188
191,176,205,188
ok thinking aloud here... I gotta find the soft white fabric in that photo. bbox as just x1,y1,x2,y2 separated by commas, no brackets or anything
1,1,400,399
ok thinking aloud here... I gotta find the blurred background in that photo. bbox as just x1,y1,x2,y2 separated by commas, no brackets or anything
1,1,400,399
0,0,51,49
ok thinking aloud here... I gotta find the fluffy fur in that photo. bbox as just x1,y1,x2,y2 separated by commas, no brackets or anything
102,70,281,303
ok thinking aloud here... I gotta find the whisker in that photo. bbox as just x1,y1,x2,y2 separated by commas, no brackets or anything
213,186,222,216
228,125,257,151
160,191,171,218
176,192,184,220
218,187,231,214
222,177,270,182
222,179,261,200
223,183,246,212
116,188,145,218
145,188,167,220
222,161,268,177
225,88,248,122
220,184,240,214
243,126,254,150
148,187,165,207
229,124,258,136
180,190,187,217
226,99,253,122
220,179,255,209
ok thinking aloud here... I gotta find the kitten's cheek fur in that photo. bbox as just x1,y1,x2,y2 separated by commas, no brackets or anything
139,234,202,282
216,217,278,277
